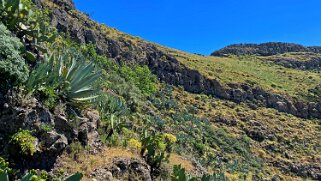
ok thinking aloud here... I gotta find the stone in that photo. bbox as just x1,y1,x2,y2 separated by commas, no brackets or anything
54,115,77,141
39,131,68,152
91,168,113,181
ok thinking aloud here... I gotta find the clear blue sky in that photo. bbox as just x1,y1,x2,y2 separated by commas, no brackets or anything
73,0,321,55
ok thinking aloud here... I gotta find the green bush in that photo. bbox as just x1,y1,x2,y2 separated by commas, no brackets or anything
105,73,143,112
140,131,176,177
0,0,33,33
0,157,11,175
10,129,37,156
0,23,28,89
119,65,157,95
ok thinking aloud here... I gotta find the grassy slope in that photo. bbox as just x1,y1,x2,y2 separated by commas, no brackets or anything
160,47,321,100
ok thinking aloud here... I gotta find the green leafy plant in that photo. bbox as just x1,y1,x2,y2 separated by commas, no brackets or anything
0,0,33,34
119,65,157,95
140,131,176,177
0,23,28,89
0,0,56,62
0,171,83,181
26,48,102,105
96,93,128,139
10,129,36,156
0,157,11,181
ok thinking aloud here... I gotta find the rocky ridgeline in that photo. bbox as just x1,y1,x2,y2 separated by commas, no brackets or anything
32,0,321,120
266,56,321,70
211,42,321,56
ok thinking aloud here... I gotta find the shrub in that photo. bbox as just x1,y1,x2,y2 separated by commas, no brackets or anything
0,0,56,60
10,129,37,156
128,138,142,150
0,23,28,89
119,65,157,95
0,157,11,175
0,0,33,33
140,131,176,177
105,73,143,112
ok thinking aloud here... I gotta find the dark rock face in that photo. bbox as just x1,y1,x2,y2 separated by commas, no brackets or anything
211,42,321,56
0,90,101,170
90,157,152,181
268,56,321,70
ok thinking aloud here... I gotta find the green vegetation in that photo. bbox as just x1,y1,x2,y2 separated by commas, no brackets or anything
119,65,157,95
0,23,28,89
0,0,320,180
0,157,12,175
10,129,37,156
0,0,33,33
0,170,83,181
140,131,176,177
26,48,102,105
172,165,228,181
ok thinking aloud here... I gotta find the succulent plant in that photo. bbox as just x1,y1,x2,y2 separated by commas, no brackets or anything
26,48,102,104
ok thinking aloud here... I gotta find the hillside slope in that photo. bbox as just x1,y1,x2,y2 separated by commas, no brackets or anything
36,0,321,120
0,0,320,180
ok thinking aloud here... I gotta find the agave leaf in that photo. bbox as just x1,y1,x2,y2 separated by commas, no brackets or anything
69,88,100,99
66,57,77,79
21,173,32,181
0,171,9,181
72,94,100,102
70,71,101,92
64,172,83,181
69,62,94,84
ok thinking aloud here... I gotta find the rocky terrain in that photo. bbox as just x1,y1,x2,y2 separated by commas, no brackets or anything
0,0,320,180
211,42,321,56
31,0,321,121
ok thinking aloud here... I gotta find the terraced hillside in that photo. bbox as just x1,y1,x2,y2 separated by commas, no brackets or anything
0,0,320,180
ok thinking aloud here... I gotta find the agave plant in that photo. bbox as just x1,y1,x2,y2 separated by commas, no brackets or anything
26,48,102,104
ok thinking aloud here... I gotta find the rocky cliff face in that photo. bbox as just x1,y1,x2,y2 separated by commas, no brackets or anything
0,89,101,170
211,42,321,56
31,0,321,120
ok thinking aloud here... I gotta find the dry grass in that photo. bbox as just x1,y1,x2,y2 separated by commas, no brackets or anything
57,147,141,180
169,87,321,180
168,153,194,173
58,147,198,180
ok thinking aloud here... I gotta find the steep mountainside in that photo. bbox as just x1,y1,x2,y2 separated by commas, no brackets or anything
0,0,320,180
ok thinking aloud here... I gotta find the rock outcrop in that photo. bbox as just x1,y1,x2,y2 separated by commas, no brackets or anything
211,42,321,56
264,56,321,70
0,90,101,170
90,157,152,181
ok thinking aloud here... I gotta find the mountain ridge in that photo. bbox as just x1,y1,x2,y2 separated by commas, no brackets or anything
211,42,321,56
